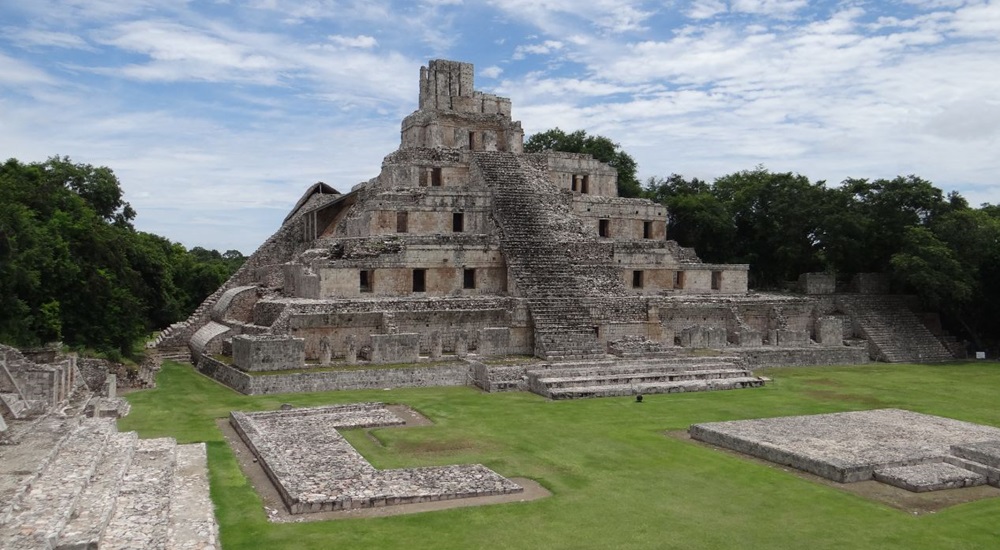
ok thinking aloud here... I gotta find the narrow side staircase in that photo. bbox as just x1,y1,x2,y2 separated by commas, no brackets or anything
838,295,954,363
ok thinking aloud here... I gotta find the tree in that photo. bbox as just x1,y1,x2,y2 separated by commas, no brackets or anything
711,166,828,287
524,128,642,197
0,156,245,357
644,174,734,262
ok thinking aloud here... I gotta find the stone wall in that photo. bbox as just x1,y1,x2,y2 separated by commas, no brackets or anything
371,333,420,364
799,272,836,294
232,335,305,372
737,347,869,368
197,355,469,395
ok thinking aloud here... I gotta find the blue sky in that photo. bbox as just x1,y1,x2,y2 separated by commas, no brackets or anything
2,0,999,253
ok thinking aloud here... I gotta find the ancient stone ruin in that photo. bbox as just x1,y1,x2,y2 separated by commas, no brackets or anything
690,409,1000,493
0,344,219,549
150,59,957,398
230,403,522,513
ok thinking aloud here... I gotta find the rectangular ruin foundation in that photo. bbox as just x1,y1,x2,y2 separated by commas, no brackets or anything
690,409,1000,492
230,403,522,513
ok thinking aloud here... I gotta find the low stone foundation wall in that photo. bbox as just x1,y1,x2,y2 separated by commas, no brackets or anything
469,362,528,392
736,347,869,368
197,355,469,395
230,403,522,513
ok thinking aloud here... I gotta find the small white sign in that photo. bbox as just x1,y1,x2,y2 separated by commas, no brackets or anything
976,352,986,360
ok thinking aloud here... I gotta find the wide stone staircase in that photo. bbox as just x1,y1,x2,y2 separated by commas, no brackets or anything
475,152,626,359
837,295,954,363
0,415,218,550
526,356,767,399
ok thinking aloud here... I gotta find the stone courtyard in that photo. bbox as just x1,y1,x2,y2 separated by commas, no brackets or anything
690,409,1000,492
229,403,523,514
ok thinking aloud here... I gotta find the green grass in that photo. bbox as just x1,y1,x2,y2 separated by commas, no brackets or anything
119,361,1000,550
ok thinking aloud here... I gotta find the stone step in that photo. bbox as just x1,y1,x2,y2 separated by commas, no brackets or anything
546,377,767,400
99,438,178,550
0,416,79,525
167,443,220,550
57,431,139,550
950,441,1000,470
536,368,754,389
873,462,985,493
0,418,114,549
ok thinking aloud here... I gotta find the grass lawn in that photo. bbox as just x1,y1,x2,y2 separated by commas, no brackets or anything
119,361,1000,550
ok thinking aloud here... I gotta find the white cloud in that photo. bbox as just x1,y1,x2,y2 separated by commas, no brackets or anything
730,0,808,18
480,65,503,78
328,34,378,48
0,52,56,86
4,28,93,50
687,0,727,19
513,40,564,59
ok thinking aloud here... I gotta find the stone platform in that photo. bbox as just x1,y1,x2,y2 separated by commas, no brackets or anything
230,403,522,514
689,409,1000,492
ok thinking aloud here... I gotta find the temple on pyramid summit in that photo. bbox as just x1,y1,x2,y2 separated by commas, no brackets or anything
152,59,955,398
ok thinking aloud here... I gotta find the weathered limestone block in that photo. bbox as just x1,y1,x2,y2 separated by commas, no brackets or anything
799,272,836,295
478,327,511,357
732,330,763,347
815,317,844,347
319,336,332,365
345,335,358,364
429,331,443,360
232,335,305,372
371,333,420,364
680,326,727,348
775,329,810,346
455,330,469,358
706,326,728,348
679,326,705,348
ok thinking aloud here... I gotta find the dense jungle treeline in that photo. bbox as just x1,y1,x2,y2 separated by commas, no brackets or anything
529,129,1000,351
0,157,245,359
649,169,1000,351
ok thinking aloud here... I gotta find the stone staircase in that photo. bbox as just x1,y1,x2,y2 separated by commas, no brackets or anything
0,416,218,550
475,151,626,359
526,356,767,399
838,295,954,363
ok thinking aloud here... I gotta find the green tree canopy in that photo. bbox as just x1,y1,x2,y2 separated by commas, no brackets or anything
0,156,245,357
524,128,642,198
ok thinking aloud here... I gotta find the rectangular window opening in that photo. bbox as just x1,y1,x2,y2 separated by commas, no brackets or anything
431,167,442,187
643,221,652,239
581,175,590,194
359,270,373,293
571,175,578,192
598,219,610,238
674,270,686,289
452,212,464,233
412,269,426,293
396,211,408,233
711,271,723,290
632,270,644,289
468,132,475,150
463,268,476,289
